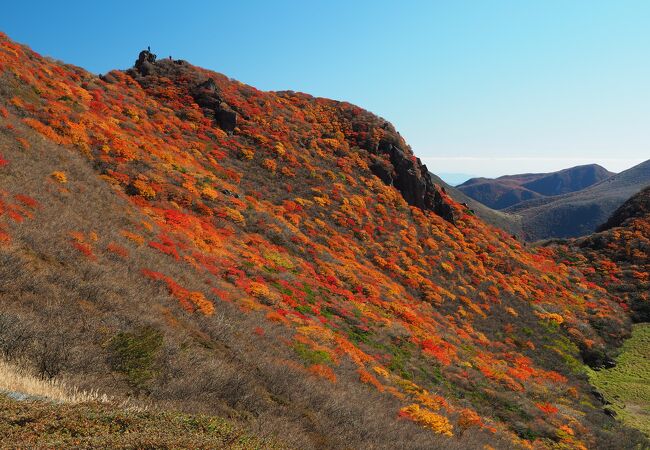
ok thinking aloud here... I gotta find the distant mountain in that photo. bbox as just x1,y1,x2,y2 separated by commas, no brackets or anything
429,172,523,236
458,164,614,209
507,160,650,240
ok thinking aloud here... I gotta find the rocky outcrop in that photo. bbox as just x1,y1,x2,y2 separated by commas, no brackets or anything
127,51,452,219
372,138,457,224
128,52,237,133
190,78,236,132
134,50,157,76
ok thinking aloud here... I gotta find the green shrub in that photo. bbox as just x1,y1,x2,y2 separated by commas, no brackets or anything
108,327,163,392
292,342,331,365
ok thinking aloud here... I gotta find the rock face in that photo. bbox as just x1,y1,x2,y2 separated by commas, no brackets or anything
189,78,237,132
372,138,457,223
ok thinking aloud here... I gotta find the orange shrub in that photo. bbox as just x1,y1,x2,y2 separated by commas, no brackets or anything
399,404,453,436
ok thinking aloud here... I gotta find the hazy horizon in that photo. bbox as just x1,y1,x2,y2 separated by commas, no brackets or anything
430,156,645,183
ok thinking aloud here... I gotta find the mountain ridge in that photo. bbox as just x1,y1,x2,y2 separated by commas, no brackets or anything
458,164,615,210
506,159,650,240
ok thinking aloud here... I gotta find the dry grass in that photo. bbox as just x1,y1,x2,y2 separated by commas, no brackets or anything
0,358,108,404
0,393,283,449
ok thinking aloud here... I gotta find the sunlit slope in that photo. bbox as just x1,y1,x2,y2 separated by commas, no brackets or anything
0,32,646,449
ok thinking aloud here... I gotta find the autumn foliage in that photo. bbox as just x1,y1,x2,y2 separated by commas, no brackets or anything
0,32,647,449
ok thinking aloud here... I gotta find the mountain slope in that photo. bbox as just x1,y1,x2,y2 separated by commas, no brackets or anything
0,33,646,449
547,186,650,434
550,185,650,322
597,185,650,232
458,165,614,210
428,172,523,236
506,160,650,240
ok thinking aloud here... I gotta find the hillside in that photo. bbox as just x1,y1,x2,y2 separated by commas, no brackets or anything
0,33,647,449
550,185,650,322
428,172,523,237
546,186,650,435
597,185,650,232
506,160,650,241
458,164,613,210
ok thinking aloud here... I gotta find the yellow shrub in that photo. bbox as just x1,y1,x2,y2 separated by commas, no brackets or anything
400,404,453,436
313,196,330,207
51,171,67,183
201,186,219,201
536,312,564,325
121,230,145,246
273,142,286,156
188,291,214,316
262,158,277,173
132,179,156,200
223,207,246,225
239,148,254,160
247,282,271,299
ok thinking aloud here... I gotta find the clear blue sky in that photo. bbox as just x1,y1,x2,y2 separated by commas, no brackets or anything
2,1,649,179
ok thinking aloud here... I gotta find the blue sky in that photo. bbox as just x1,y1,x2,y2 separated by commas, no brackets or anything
1,1,648,179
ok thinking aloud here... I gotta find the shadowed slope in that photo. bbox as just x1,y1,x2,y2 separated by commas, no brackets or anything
598,185,650,232
428,172,522,237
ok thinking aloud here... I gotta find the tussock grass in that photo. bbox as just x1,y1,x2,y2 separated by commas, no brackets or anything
0,358,108,404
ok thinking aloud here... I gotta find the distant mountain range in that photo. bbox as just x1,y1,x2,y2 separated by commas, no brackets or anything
506,159,650,240
429,172,523,236
446,162,650,241
457,164,614,210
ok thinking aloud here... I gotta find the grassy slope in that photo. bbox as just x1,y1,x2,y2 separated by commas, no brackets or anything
0,120,454,450
588,323,650,436
0,394,281,449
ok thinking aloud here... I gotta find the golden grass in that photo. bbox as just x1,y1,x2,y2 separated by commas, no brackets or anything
0,359,109,404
